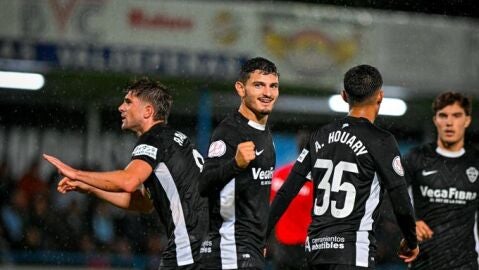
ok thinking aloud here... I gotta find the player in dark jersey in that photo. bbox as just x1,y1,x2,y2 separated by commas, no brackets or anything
43,78,207,269
198,57,279,270
403,92,479,270
268,64,419,270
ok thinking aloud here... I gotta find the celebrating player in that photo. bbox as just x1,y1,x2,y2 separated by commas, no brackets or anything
199,57,279,270
268,64,419,269
44,78,207,269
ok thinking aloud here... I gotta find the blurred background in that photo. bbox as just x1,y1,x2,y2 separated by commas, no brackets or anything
0,0,477,269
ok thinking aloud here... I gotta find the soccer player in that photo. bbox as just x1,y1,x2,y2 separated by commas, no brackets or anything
198,57,279,270
403,92,479,270
43,78,207,270
268,64,419,270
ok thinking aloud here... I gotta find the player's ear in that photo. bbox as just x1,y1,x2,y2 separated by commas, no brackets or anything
465,115,471,128
235,81,246,98
341,90,348,103
143,103,154,119
376,89,384,105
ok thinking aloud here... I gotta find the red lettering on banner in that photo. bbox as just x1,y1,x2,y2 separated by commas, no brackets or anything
128,8,193,30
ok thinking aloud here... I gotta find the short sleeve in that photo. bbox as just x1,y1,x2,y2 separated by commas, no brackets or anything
131,133,163,169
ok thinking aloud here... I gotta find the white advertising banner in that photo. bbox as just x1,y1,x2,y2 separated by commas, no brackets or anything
0,0,477,93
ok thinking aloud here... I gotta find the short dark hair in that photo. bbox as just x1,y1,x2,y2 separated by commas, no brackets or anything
343,64,383,105
124,77,173,122
432,91,471,116
238,57,279,83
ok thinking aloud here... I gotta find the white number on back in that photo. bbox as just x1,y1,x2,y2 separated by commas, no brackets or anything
313,159,358,218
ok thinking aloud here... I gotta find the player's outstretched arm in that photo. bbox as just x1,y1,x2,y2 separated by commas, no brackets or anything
43,154,80,181
58,178,153,213
398,239,419,263
44,154,152,193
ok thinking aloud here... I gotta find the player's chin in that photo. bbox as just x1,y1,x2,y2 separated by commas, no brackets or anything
258,108,272,115
258,104,275,114
442,137,459,145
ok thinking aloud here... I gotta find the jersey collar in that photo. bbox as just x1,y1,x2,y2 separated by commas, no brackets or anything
247,120,266,131
436,147,465,158
235,111,266,131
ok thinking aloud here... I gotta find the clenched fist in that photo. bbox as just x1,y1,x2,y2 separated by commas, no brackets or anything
235,141,256,169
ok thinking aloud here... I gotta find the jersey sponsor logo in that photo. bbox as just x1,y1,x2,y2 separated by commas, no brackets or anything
132,144,158,159
466,167,478,183
421,170,438,176
392,156,404,176
252,166,274,185
208,140,226,158
328,130,368,156
420,185,477,204
255,149,264,156
297,148,309,162
306,236,345,252
342,123,349,129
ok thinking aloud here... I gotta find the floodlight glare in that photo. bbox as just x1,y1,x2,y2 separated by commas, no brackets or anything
0,71,45,90
328,95,407,116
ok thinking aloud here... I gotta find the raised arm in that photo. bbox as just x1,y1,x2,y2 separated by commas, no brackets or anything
199,138,255,196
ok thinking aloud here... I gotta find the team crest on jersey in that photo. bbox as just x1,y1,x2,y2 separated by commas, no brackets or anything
208,140,226,158
466,167,478,183
392,156,404,176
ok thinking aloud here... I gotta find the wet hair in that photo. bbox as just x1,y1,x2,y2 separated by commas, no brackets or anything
124,77,173,122
343,64,383,105
432,91,471,116
238,57,279,84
